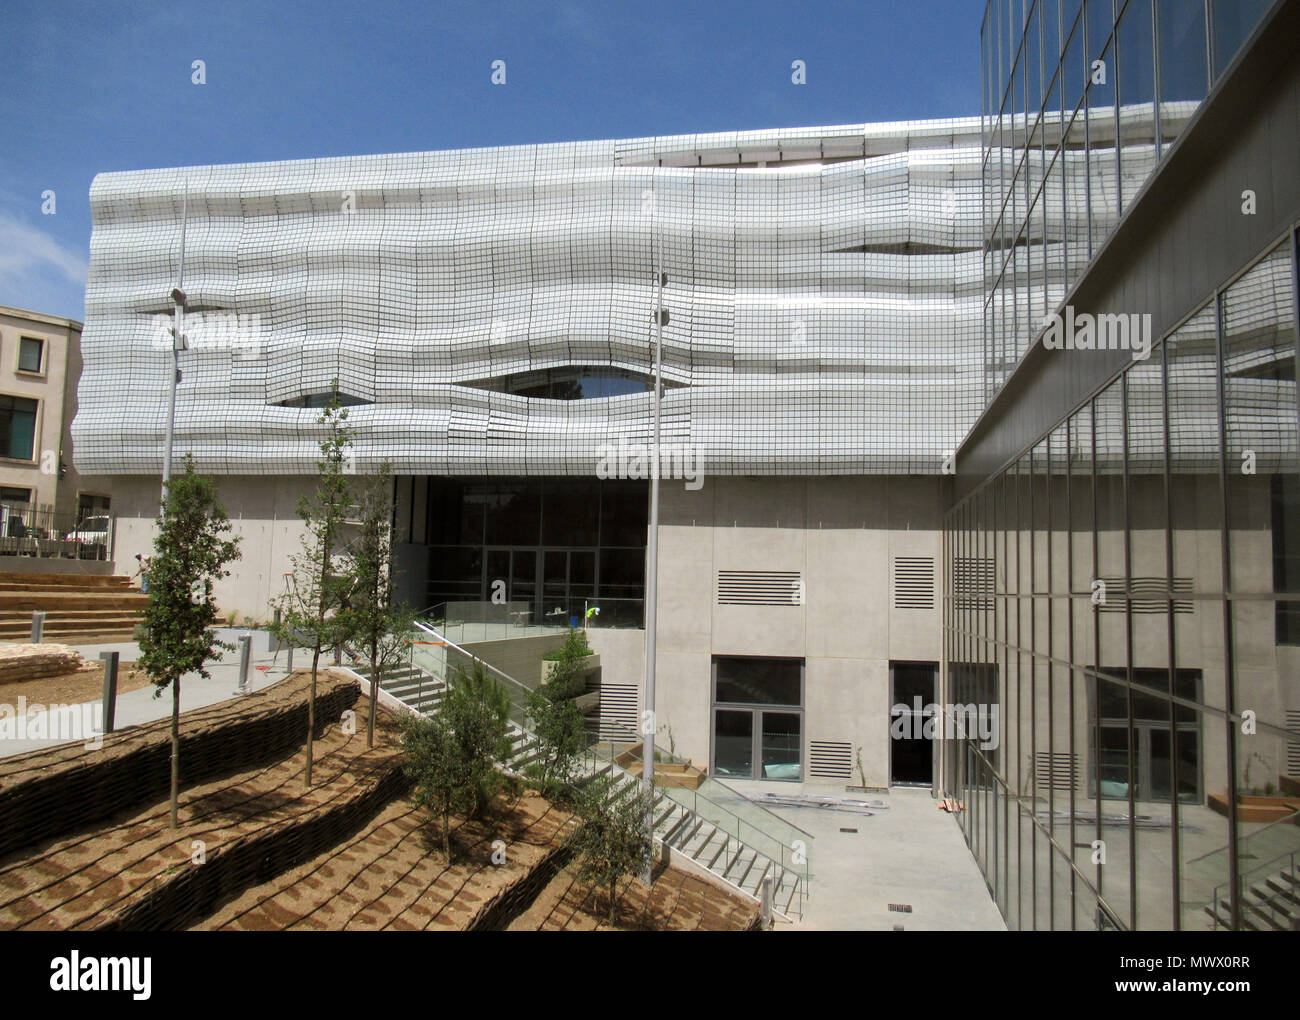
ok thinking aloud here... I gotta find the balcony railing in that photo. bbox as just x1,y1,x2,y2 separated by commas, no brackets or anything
0,504,114,561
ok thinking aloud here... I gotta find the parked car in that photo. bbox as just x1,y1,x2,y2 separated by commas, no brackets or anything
65,515,111,558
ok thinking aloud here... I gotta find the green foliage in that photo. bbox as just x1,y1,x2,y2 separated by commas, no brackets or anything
139,457,242,691
350,460,417,747
269,390,357,662
401,662,512,860
524,682,585,799
137,455,242,828
541,627,593,700
569,775,654,924
267,386,358,786
524,627,594,797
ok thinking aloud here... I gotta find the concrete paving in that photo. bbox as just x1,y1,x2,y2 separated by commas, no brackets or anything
762,784,1006,931
0,637,329,758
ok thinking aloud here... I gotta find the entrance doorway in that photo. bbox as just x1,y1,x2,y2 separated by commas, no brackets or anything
890,661,938,786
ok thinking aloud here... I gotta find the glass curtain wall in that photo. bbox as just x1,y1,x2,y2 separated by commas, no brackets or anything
945,229,1300,929
980,0,1278,398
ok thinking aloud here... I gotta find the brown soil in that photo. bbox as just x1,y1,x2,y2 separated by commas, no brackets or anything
198,788,578,931
0,661,152,708
508,860,761,931
0,690,392,930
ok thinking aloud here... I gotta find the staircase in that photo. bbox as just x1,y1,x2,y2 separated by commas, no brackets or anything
351,631,810,920
1203,854,1300,931
0,573,148,643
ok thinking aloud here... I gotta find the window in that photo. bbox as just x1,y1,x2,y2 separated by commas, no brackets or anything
0,395,38,460
17,337,44,374
712,657,803,781
272,391,372,408
0,487,31,505
78,493,111,519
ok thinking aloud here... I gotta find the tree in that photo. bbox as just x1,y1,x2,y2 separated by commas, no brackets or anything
269,389,357,787
569,774,654,924
351,461,416,747
138,456,241,828
524,628,593,796
400,662,512,861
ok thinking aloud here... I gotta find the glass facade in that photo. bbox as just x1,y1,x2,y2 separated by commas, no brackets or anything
395,476,648,627
981,0,1276,399
945,229,1300,929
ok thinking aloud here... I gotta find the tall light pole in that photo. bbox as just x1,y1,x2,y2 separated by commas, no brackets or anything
161,187,189,515
642,194,665,880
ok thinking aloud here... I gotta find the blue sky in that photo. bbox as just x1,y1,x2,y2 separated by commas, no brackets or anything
0,0,983,322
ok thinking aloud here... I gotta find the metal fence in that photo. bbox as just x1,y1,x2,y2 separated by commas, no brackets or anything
0,504,114,561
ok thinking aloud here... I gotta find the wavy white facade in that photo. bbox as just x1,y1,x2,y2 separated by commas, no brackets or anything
76,120,987,477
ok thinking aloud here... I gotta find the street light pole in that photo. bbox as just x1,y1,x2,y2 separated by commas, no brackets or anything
642,193,664,880
162,187,188,515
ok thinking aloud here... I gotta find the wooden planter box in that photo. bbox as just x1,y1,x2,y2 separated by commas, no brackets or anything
613,744,706,789
1207,791,1300,823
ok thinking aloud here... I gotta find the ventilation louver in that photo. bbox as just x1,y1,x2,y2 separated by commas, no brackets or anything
893,557,935,610
1032,752,1079,792
809,740,854,780
1095,577,1194,613
717,570,803,606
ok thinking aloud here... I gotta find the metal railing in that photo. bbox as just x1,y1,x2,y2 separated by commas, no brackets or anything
1210,849,1299,930
403,617,812,915
0,504,114,561
1190,806,1300,928
418,597,645,642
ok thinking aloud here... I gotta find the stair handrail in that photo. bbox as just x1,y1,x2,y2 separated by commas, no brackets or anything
407,618,810,910
1187,805,1300,868
1209,847,1298,930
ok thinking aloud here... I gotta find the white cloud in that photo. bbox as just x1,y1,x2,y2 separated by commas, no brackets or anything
0,214,88,287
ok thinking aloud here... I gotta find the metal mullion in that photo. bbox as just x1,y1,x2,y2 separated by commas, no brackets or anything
1090,396,1104,915
1047,430,1058,929
1121,371,1138,931
1214,281,1240,930
1066,414,1078,929
1161,330,1181,929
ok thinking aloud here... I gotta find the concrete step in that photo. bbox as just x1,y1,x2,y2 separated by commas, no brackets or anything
0,591,149,612
0,573,132,589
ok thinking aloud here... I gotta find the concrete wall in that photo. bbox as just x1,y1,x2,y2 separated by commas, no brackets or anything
106,474,316,621
641,475,944,789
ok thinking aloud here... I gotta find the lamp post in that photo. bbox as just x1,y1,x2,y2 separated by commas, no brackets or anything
161,189,188,515
642,196,666,882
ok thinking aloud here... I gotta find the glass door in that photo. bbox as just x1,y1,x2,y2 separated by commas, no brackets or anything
714,709,754,778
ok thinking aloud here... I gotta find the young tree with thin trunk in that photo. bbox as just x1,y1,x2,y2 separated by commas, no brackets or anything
570,774,654,924
399,662,512,861
351,461,416,747
270,390,357,787
138,456,241,828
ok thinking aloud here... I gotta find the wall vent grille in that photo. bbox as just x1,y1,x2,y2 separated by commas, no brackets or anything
717,570,803,606
809,740,854,780
595,683,639,743
1032,752,1079,792
953,556,995,610
1095,577,1193,613
1287,711,1300,780
892,557,935,609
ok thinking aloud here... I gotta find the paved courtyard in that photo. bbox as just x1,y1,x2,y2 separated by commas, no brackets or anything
764,785,1005,931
